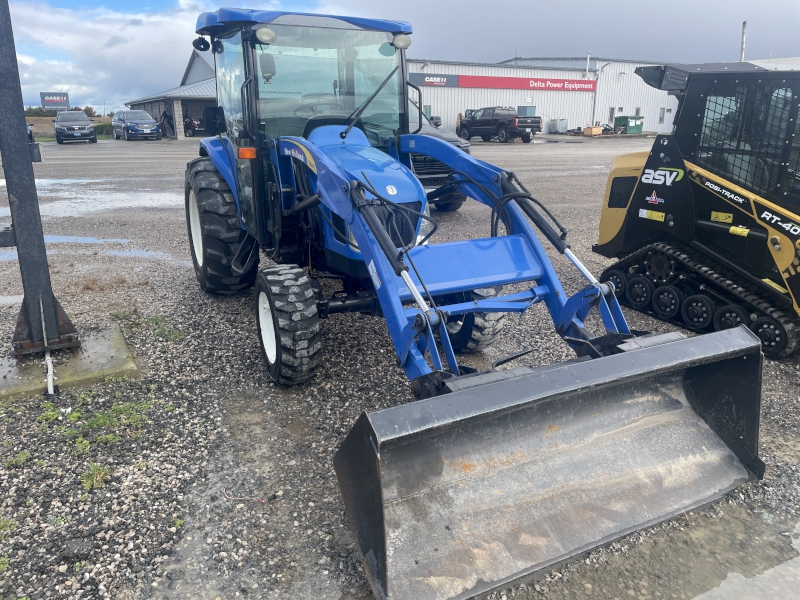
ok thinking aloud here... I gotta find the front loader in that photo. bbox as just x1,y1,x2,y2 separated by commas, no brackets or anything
185,10,765,600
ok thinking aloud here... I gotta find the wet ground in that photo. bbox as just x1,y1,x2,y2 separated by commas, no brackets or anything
0,138,798,600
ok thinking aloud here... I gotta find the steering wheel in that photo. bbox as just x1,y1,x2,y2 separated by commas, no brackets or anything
293,102,345,118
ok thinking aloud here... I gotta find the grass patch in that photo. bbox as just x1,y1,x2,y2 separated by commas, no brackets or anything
0,554,8,572
147,316,166,326
110,309,135,321
38,401,59,423
4,451,29,469
73,437,90,456
87,400,151,431
0,519,15,540
96,434,120,446
67,410,81,423
164,403,176,413
166,329,184,341
80,464,110,491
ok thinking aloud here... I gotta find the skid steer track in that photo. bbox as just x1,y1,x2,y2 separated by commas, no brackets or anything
601,241,800,357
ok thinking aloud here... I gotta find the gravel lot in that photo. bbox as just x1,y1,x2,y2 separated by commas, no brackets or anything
1,137,798,600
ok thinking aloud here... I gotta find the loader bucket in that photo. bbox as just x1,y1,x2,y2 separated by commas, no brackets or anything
334,327,764,600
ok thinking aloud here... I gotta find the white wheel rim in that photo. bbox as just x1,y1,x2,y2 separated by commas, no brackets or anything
258,292,277,364
188,190,203,267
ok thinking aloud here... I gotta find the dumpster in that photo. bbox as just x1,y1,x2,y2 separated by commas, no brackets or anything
614,116,644,134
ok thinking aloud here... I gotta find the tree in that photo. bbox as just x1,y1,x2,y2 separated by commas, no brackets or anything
82,106,96,117
24,106,55,117
106,111,115,118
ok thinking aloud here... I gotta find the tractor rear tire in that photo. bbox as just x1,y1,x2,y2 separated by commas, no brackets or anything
255,265,322,385
186,157,259,294
432,195,466,212
446,287,506,353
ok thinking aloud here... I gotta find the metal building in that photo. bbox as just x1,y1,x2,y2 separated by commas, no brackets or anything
408,56,680,134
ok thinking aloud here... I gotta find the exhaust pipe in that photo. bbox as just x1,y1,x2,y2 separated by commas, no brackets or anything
334,327,763,600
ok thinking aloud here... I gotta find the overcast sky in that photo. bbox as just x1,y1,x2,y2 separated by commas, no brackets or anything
10,0,800,113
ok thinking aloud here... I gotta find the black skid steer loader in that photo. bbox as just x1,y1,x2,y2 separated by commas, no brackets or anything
595,60,800,357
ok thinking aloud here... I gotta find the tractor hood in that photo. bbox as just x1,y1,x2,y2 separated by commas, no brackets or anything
305,126,426,205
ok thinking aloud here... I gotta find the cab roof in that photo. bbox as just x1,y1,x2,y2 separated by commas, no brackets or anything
196,9,412,36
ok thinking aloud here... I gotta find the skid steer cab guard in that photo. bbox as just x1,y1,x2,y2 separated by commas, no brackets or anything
186,10,766,600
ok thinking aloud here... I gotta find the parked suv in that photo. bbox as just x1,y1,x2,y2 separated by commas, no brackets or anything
53,111,96,144
112,110,162,141
458,106,541,143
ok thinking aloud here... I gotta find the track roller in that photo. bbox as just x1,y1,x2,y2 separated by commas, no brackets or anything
653,285,683,319
682,295,716,329
626,276,655,309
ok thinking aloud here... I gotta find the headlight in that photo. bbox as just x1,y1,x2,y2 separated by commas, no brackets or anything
56,125,67,130
416,204,432,245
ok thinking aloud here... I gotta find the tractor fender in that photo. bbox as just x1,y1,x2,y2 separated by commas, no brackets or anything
198,136,243,226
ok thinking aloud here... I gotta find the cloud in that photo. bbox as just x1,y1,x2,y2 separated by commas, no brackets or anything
10,1,214,112
102,35,129,49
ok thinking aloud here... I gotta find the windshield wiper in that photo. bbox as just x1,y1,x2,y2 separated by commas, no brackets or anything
340,66,399,140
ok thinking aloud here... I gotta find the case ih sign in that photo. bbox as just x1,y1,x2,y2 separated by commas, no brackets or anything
409,73,595,92
40,92,70,111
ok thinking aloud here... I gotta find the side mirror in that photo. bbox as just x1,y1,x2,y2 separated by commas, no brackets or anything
90,118,95,122
259,53,276,83
431,116,442,128
203,105,224,136
52,119,56,122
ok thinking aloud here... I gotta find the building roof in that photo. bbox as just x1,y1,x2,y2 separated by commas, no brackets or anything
180,49,215,85
408,56,665,73
126,78,216,106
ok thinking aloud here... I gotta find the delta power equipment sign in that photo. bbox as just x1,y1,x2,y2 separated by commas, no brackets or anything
409,73,595,92
40,92,70,111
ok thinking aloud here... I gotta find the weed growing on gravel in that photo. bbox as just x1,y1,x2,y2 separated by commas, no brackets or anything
38,402,59,423
73,437,90,455
167,329,184,341
67,410,81,423
4,451,29,469
173,518,184,529
97,434,120,446
0,554,8,572
2,440,11,448
110,309,134,321
0,518,15,539
164,403,176,413
80,464,110,491
77,391,93,405
147,316,166,326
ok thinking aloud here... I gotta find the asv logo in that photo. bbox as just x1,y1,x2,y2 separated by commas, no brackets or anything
641,168,684,186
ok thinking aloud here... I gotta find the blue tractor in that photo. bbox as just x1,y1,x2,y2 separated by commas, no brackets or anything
186,9,765,600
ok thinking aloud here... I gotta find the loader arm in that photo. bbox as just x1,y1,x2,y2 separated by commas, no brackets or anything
281,126,630,388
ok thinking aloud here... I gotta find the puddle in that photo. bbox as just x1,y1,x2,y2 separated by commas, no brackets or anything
510,503,800,600
0,178,102,188
695,520,800,598
0,192,183,219
0,247,190,265
43,235,130,244
0,294,23,305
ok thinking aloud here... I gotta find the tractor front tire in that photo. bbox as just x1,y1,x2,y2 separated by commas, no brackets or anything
432,194,466,212
186,157,258,294
255,265,322,385
446,287,505,353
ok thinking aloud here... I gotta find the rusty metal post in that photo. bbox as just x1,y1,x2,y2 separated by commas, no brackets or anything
0,0,79,355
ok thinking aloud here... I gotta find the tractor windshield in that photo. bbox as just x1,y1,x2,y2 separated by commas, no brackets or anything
253,20,403,148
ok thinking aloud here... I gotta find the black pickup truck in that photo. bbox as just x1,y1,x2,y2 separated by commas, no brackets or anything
458,106,542,143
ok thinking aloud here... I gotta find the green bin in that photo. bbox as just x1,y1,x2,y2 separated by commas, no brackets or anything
614,116,644,134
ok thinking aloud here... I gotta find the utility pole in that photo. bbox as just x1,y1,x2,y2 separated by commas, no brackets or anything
0,0,79,356
740,20,747,62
